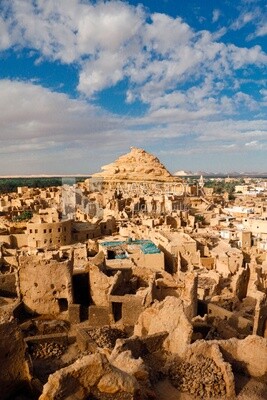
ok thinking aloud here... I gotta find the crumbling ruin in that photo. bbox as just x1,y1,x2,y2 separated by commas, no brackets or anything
1,147,267,399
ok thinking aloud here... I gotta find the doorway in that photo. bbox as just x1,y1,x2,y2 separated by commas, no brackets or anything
72,273,90,321
112,302,122,322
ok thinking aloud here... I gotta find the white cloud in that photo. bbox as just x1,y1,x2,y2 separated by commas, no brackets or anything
78,51,125,95
193,121,267,142
0,79,121,143
233,91,258,110
77,1,144,54
212,9,221,23
230,5,267,41
255,24,267,37
244,140,265,150
144,13,193,54
0,78,266,174
2,0,266,103
0,15,10,50
4,0,145,95
260,89,267,103
0,1,266,173
231,11,256,30
227,44,267,69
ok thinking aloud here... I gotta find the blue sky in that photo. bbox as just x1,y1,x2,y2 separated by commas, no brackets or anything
0,0,266,174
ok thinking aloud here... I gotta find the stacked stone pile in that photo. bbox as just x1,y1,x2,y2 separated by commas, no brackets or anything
86,326,127,349
169,355,226,398
30,342,66,359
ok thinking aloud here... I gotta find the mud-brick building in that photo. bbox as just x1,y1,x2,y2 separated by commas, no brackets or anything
99,239,165,271
26,209,72,248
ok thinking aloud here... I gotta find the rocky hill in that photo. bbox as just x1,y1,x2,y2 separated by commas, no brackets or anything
92,147,174,181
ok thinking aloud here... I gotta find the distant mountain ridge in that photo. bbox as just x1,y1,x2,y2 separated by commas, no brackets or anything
174,170,267,177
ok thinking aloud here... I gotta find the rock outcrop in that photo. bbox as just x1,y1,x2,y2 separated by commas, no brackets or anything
92,147,174,181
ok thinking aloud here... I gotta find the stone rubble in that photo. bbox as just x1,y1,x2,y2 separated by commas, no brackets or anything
169,355,226,398
86,326,127,349
30,342,66,360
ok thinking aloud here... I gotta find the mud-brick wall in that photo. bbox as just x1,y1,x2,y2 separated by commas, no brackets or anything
18,255,73,315
0,272,17,297
122,295,144,326
216,335,267,378
0,319,30,400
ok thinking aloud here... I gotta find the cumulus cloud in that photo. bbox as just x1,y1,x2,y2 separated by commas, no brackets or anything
2,0,266,102
0,79,116,140
0,78,132,173
0,1,266,173
3,0,145,95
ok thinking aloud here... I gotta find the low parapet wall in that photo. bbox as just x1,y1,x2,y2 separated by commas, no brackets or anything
25,332,70,346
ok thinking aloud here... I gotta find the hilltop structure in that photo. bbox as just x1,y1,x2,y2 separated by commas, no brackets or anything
92,146,174,181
